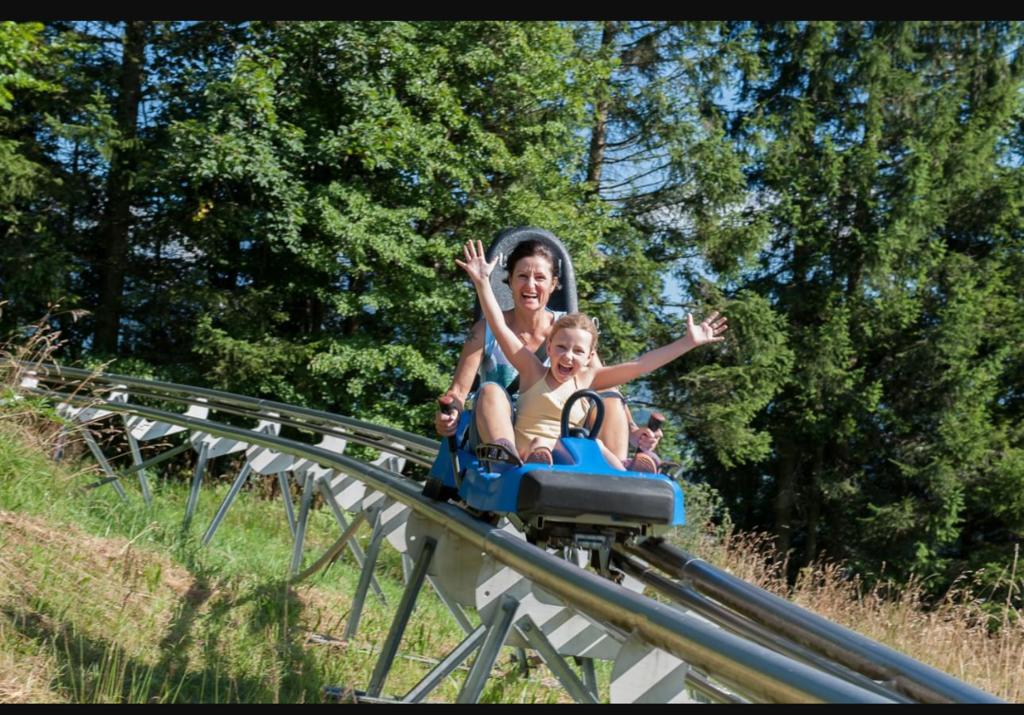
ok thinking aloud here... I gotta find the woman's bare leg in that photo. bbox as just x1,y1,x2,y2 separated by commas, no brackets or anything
596,438,626,470
474,383,516,445
588,391,630,463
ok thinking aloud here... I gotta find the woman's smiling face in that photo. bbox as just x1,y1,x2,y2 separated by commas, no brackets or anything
509,255,556,311
547,326,594,383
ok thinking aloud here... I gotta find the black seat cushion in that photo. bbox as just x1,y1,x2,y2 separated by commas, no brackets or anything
516,469,675,524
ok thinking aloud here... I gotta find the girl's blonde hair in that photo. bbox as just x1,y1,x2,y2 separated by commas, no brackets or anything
550,312,599,353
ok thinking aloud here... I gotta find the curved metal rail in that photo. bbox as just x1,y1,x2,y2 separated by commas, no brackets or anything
20,362,438,464
616,538,1001,704
7,361,1002,704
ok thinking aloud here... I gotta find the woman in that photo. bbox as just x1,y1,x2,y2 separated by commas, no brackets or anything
454,239,727,467
435,236,657,464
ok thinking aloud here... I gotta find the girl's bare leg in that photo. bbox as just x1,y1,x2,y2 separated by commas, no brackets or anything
523,437,554,464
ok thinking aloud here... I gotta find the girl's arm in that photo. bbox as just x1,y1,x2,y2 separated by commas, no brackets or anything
587,312,728,392
455,240,547,388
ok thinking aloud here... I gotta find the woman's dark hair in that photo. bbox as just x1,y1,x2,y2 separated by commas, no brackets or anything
503,240,558,285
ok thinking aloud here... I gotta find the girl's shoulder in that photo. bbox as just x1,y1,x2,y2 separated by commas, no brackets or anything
574,365,598,389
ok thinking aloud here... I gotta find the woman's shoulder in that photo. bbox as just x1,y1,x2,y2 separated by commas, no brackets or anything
466,318,486,347
484,310,517,340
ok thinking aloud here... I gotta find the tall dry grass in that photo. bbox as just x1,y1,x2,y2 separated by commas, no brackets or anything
691,529,1024,702
0,302,109,461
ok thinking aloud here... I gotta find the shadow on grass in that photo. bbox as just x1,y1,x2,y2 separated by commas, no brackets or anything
4,602,245,702
202,576,325,698
3,569,327,702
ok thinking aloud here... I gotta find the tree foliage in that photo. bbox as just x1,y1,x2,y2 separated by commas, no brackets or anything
642,22,1024,592
1,20,1022,599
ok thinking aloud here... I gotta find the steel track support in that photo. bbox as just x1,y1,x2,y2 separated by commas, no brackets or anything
202,463,253,545
344,506,386,640
366,537,437,698
82,429,128,501
316,476,385,602
456,594,518,703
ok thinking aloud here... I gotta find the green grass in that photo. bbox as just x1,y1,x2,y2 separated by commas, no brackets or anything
0,416,574,703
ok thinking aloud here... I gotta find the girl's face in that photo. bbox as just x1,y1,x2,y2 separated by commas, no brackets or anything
547,327,594,383
509,256,556,311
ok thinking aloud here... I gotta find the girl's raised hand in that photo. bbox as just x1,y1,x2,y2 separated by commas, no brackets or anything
687,311,728,347
454,240,497,286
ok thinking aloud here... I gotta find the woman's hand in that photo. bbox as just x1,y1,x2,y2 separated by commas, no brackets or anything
633,426,663,453
686,311,728,347
434,395,461,437
455,240,497,286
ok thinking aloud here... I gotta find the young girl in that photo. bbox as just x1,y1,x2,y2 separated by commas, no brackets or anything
456,239,728,470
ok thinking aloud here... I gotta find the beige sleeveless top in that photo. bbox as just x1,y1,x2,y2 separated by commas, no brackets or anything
514,374,588,453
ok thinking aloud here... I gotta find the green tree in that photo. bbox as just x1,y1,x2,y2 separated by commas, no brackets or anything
0,21,69,332
4,20,1022,602
665,21,1024,591
571,21,791,512
164,21,611,426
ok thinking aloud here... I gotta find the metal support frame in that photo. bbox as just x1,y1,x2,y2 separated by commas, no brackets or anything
81,429,128,501
516,616,599,703
456,593,519,703
401,553,413,585
202,463,253,545
515,647,530,677
289,471,317,575
579,656,599,699
366,537,437,698
122,440,190,476
401,625,487,703
316,476,385,602
344,507,386,640
277,471,296,538
124,432,153,505
184,442,209,526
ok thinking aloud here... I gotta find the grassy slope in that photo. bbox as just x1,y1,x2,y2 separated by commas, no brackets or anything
1,410,1020,703
0,416,572,703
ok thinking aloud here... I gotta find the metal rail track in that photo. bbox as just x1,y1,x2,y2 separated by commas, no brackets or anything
6,361,1002,704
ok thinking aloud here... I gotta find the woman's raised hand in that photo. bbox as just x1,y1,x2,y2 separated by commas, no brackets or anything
455,240,497,286
686,310,728,347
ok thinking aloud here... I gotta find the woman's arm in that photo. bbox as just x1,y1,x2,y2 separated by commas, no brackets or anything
455,240,547,387
435,319,485,436
587,312,728,392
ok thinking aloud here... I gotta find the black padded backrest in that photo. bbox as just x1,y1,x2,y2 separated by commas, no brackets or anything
473,226,578,320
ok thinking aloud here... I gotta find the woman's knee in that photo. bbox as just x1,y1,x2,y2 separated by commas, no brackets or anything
474,383,513,427
593,392,629,459
589,391,626,429
477,383,510,409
